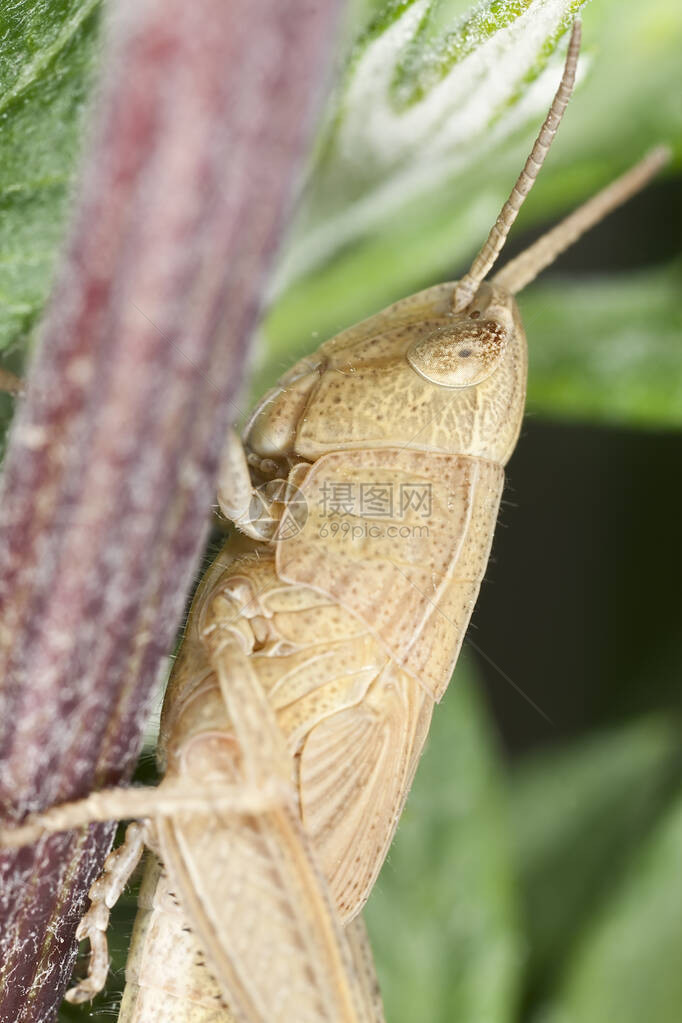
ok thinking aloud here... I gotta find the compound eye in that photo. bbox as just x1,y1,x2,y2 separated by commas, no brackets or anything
407,319,508,388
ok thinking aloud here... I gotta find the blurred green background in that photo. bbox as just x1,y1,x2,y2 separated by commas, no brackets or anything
0,1,680,1021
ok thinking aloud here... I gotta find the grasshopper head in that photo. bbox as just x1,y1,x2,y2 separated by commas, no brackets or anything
243,22,665,476
244,279,526,469
245,23,586,470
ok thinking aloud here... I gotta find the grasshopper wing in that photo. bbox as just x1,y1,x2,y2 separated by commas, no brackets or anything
345,916,386,1023
277,449,504,699
298,659,433,920
158,637,380,1023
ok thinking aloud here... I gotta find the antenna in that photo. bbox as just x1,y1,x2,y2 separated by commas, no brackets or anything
493,145,671,293
452,19,582,312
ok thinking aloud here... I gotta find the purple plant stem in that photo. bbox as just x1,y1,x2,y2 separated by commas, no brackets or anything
0,1,343,1019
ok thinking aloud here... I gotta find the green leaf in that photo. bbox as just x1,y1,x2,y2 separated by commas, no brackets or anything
257,0,681,425
0,393,14,461
2,0,680,435
365,658,522,1023
523,259,682,428
273,0,584,291
510,716,682,1001
535,781,682,1023
0,0,102,357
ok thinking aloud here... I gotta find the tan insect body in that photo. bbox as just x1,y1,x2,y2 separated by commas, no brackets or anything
0,19,669,1023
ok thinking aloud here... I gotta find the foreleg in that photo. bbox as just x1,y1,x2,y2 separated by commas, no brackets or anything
216,428,293,542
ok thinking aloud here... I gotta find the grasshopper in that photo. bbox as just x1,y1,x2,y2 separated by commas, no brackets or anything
0,18,669,1023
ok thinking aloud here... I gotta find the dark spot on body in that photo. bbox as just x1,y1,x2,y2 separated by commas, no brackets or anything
459,349,472,358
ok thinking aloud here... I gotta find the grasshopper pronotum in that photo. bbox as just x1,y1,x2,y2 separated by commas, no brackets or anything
1,19,669,1023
